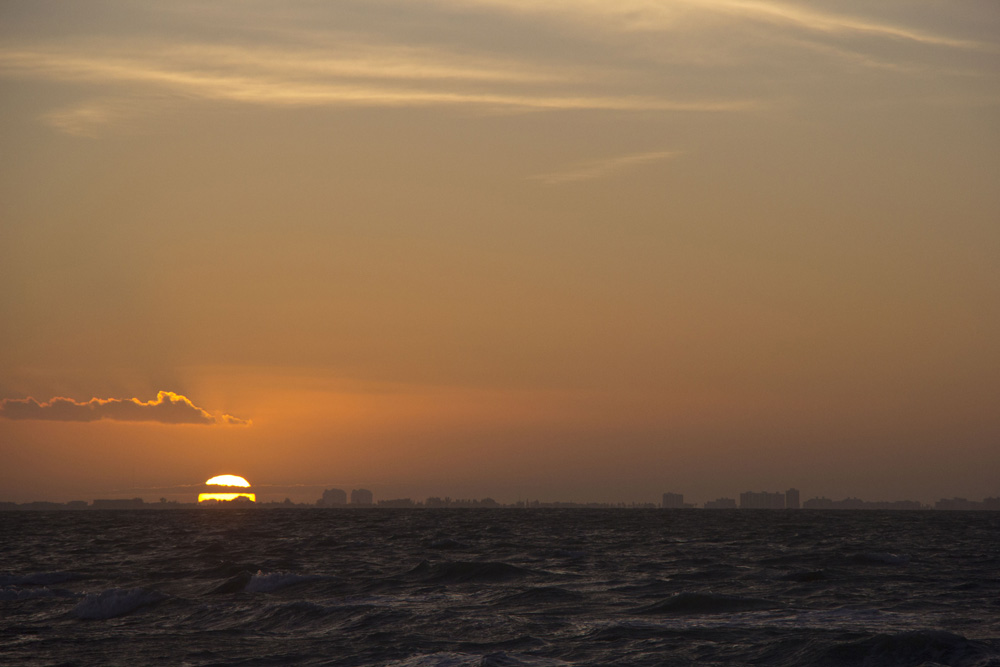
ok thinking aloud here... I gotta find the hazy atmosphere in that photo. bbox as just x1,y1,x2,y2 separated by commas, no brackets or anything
2,0,998,505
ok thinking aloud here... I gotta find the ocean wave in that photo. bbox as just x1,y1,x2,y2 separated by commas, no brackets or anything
636,592,777,615
244,570,323,593
71,588,167,620
205,571,252,594
403,560,541,584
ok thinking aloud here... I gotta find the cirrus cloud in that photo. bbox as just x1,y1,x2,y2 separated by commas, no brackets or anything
532,150,680,185
0,391,251,426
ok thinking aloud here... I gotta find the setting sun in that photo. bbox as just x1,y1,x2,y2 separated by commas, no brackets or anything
205,475,251,487
199,475,255,502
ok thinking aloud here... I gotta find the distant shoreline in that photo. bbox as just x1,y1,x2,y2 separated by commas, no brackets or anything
2,499,998,512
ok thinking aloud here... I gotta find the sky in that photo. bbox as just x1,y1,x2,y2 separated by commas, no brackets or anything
1,0,998,505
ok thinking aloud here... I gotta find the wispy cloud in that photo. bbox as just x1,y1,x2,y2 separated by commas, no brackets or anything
444,0,994,52
0,391,251,425
0,43,565,88
3,1,990,138
532,150,679,185
705,0,992,51
40,97,153,137
0,43,760,135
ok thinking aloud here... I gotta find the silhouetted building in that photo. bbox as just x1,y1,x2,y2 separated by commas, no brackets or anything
318,488,347,507
17,501,64,511
704,497,737,509
740,491,785,509
351,488,373,506
662,493,684,509
785,488,800,509
934,497,994,511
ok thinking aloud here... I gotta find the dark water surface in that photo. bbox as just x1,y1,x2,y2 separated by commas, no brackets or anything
2,509,998,666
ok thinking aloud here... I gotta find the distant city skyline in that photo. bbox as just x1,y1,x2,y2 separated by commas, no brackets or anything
3,480,999,512
4,492,999,512
3,472,1000,508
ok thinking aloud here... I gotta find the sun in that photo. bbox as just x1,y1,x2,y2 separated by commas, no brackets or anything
205,474,251,487
199,474,255,503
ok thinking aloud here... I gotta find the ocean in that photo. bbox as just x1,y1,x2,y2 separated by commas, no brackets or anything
1,508,998,666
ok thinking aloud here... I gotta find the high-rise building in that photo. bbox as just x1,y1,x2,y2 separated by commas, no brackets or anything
740,491,785,509
318,488,347,507
662,492,684,509
351,488,373,506
785,488,800,509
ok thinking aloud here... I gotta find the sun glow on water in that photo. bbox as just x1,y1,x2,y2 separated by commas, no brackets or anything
198,492,256,502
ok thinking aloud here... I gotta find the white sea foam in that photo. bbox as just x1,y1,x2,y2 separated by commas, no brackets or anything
244,571,320,593
71,588,166,620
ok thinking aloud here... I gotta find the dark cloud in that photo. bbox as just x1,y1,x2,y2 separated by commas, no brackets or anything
0,391,251,426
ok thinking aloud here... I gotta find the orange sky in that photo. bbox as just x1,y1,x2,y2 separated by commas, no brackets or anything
1,0,998,504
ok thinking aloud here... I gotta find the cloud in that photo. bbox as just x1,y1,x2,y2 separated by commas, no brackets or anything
0,43,759,136
702,0,990,50
2,1,989,138
0,391,251,426
443,0,994,51
40,97,151,137
532,150,679,185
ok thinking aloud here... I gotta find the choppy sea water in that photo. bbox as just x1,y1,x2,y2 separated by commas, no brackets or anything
1,509,998,666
